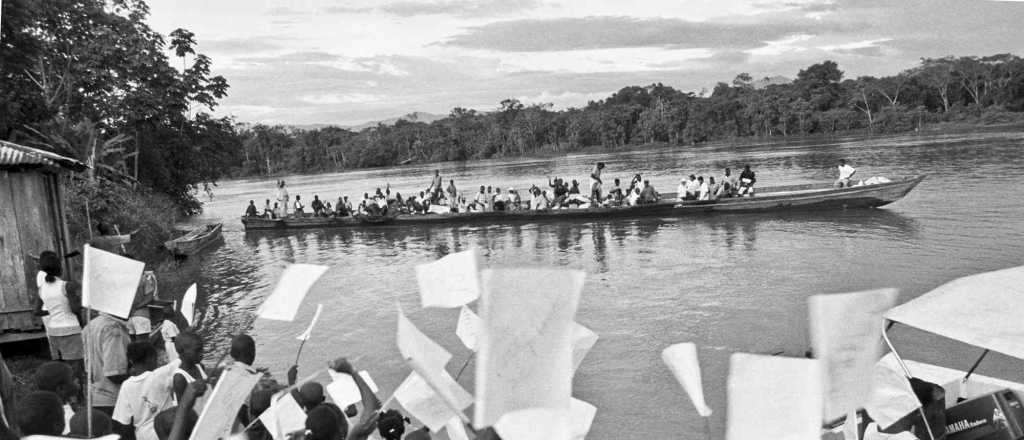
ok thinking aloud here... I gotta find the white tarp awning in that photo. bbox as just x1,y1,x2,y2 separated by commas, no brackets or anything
884,266,1024,359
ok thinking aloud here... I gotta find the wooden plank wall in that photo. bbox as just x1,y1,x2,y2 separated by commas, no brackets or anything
0,170,63,333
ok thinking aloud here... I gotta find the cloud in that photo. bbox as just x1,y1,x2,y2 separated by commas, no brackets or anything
266,6,306,16
200,37,281,55
324,0,540,17
301,93,384,105
441,16,833,52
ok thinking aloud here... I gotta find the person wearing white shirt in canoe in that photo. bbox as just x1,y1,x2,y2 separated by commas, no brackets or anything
698,176,711,200
835,159,857,188
684,175,699,200
493,187,509,211
472,186,488,212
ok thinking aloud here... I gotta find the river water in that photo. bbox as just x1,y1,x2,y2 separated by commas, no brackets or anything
174,128,1024,439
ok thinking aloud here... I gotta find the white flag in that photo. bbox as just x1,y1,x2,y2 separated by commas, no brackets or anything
190,365,262,440
181,283,197,326
393,371,474,432
571,323,599,375
397,306,452,371
415,249,481,308
726,353,823,440
493,408,571,440
82,245,145,319
809,288,898,422
569,398,597,440
474,269,584,428
295,304,324,341
445,417,470,440
259,392,307,440
257,264,328,321
863,353,921,429
662,343,713,417
325,370,379,408
455,306,481,351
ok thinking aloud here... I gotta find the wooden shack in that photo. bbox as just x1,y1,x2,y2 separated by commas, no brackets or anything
0,140,85,338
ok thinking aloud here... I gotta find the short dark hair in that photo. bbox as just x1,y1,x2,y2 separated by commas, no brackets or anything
69,408,113,437
15,391,65,436
34,362,74,394
305,405,342,440
174,330,203,353
230,334,256,365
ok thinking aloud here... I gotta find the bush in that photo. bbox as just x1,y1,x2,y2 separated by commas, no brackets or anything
63,178,180,262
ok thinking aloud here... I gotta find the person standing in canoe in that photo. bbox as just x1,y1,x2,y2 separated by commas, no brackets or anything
277,180,290,216
835,159,857,188
428,170,443,203
590,162,605,206
446,179,457,204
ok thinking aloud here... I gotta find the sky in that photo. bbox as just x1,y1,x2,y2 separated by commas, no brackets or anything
145,0,1024,126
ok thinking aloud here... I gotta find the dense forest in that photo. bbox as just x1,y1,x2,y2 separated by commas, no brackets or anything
237,55,1024,177
3,0,1024,230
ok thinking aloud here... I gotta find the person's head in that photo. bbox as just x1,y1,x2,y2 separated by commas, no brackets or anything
154,407,198,440
34,362,79,402
296,195,301,201
698,176,704,183
265,199,270,204
744,164,751,171
710,177,716,184
487,186,492,192
344,196,348,201
249,200,255,205
597,162,605,169
434,170,440,176
644,180,651,187
449,179,454,184
725,167,731,175
840,159,847,165
479,185,485,192
174,331,203,366
273,202,279,208
496,187,501,193
15,391,65,436
68,408,113,438
305,405,344,440
689,174,696,181
614,178,620,185
571,180,578,187
419,191,425,197
297,382,325,409
377,409,411,440
38,250,62,283
127,340,159,373
314,195,319,200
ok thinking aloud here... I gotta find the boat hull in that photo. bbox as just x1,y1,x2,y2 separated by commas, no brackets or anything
164,223,224,255
242,176,925,231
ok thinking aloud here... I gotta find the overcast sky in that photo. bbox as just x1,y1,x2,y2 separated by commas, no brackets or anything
146,0,1024,126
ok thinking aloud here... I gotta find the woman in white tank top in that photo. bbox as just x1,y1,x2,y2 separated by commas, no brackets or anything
36,251,84,362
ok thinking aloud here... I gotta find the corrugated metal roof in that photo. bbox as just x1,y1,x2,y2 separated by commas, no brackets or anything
0,140,87,172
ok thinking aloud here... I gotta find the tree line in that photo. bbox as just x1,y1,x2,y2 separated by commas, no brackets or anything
236,54,1024,178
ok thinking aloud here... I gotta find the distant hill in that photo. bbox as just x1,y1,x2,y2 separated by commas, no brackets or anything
753,75,792,89
345,111,446,131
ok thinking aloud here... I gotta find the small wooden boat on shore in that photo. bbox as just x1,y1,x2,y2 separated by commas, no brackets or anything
242,175,925,231
164,223,223,255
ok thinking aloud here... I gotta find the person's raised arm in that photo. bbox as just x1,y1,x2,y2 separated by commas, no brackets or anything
329,358,381,440
168,380,206,440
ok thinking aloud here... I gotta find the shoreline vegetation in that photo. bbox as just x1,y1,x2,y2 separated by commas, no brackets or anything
2,0,1024,264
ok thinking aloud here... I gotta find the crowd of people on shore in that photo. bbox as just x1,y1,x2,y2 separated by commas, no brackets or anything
1,250,438,440
241,161,804,220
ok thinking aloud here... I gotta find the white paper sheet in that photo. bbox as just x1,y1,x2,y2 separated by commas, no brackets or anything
662,343,713,417
295,304,324,341
726,353,823,440
863,354,922,429
256,264,328,321
415,249,481,308
325,370,380,408
82,245,146,319
885,265,1024,359
445,417,470,440
809,288,899,421
397,306,452,372
569,398,597,440
181,283,197,326
493,408,571,440
570,323,599,374
455,306,481,351
259,392,307,440
474,269,585,428
393,371,474,432
190,365,261,440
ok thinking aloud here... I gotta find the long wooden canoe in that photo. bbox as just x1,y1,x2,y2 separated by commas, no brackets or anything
164,223,223,255
241,175,925,231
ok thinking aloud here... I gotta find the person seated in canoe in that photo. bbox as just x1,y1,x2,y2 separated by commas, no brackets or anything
262,199,274,218
834,159,856,188
548,177,569,208
493,188,509,211
273,202,282,218
606,178,624,206
245,200,258,217
685,175,700,200
358,193,370,215
738,165,756,196
324,201,332,215
723,168,739,197
566,180,590,207
697,176,711,200
311,195,325,216
531,188,551,211
292,195,306,216
676,178,688,202
708,177,721,200
468,186,486,212
639,180,660,204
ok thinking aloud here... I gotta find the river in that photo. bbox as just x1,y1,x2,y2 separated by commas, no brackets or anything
172,128,1024,439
